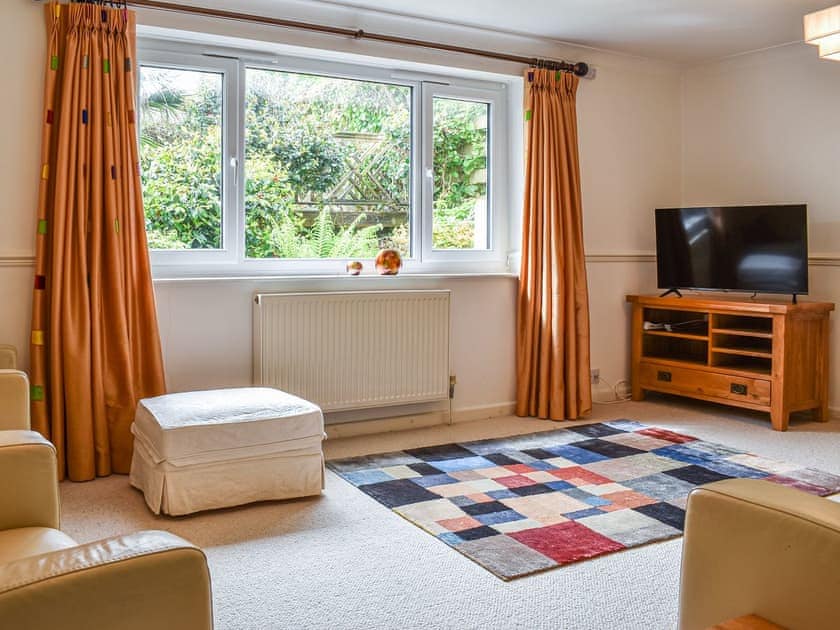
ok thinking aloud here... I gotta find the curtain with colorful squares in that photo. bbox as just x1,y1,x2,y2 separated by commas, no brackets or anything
31,1,166,481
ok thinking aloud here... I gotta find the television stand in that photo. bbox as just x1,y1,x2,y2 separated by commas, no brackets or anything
659,288,683,298
626,294,834,431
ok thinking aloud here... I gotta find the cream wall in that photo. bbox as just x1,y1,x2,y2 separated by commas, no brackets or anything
0,2,44,371
0,0,682,418
681,42,840,409
576,55,681,386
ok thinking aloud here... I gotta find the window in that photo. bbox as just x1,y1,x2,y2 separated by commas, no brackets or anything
138,44,507,274
244,69,411,259
432,96,490,251
140,66,224,250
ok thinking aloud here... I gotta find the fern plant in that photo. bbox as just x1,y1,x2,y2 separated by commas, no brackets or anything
266,208,381,259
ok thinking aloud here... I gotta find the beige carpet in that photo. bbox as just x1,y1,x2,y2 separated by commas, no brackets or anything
60,396,840,630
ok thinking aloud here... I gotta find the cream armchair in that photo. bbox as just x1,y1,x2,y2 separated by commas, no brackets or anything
679,478,840,630
0,388,213,628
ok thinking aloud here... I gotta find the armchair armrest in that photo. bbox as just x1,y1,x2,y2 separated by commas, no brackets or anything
679,478,840,630
0,530,213,630
0,431,59,530
0,369,30,430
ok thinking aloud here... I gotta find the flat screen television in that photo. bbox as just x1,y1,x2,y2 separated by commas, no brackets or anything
655,205,808,296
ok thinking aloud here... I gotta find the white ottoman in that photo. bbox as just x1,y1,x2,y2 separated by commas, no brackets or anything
129,387,325,516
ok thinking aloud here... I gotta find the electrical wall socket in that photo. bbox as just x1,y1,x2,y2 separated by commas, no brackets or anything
590,368,600,384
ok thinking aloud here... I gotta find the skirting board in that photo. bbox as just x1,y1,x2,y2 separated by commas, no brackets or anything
325,402,516,440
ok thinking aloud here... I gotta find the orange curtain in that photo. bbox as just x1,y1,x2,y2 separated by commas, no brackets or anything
30,2,166,481
515,68,591,421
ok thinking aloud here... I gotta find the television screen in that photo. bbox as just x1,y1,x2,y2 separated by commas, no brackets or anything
655,205,808,294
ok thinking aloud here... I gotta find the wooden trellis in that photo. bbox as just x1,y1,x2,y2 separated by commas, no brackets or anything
294,131,409,228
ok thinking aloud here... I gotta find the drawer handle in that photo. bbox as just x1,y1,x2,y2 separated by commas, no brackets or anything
657,370,672,383
731,383,748,395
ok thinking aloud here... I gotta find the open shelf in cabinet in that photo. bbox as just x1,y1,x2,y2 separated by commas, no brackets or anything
711,328,774,339
643,330,708,341
712,313,773,335
642,334,707,365
642,307,709,337
712,333,773,357
710,352,772,375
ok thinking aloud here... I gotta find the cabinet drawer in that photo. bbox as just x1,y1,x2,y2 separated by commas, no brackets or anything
638,362,771,407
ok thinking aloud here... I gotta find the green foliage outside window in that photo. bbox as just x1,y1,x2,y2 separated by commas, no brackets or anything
139,67,490,258
432,97,489,249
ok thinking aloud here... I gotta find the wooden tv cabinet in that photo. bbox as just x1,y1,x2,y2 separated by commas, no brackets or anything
626,294,834,431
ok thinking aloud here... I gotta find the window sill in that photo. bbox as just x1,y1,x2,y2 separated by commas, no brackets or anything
151,271,517,284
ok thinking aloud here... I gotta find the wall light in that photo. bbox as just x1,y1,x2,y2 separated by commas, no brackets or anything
804,5,840,60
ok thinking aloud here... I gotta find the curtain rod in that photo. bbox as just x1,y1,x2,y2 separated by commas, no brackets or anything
47,0,590,76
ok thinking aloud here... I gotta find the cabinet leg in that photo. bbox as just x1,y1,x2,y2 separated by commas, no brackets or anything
815,403,830,423
770,408,789,432
632,385,645,402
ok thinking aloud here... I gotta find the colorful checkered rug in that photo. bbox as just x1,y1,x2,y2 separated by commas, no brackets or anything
328,420,840,580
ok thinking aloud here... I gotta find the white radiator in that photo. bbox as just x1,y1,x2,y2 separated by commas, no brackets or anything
253,290,451,412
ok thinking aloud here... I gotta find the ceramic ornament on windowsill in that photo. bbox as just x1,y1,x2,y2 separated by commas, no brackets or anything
375,249,402,275
346,261,363,275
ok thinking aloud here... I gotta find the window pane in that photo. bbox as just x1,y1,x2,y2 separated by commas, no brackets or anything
245,69,411,259
432,98,489,250
139,67,223,250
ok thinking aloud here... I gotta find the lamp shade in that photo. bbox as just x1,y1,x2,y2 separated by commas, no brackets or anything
805,5,840,60
819,37,840,60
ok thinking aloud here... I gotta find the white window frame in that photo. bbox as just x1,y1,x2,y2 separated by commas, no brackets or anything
137,50,239,267
236,56,422,275
421,84,505,264
137,40,508,276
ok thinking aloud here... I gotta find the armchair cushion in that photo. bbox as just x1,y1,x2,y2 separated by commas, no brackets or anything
0,431,59,531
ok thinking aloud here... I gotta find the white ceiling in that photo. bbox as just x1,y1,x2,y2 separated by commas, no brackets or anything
312,0,837,63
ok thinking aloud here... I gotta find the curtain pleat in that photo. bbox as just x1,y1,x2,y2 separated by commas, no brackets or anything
30,2,166,481
516,69,592,420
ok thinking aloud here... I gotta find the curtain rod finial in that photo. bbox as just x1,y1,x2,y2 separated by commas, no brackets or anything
572,62,589,77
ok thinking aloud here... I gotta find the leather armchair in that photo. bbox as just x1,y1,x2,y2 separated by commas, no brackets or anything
679,478,840,630
0,432,214,629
